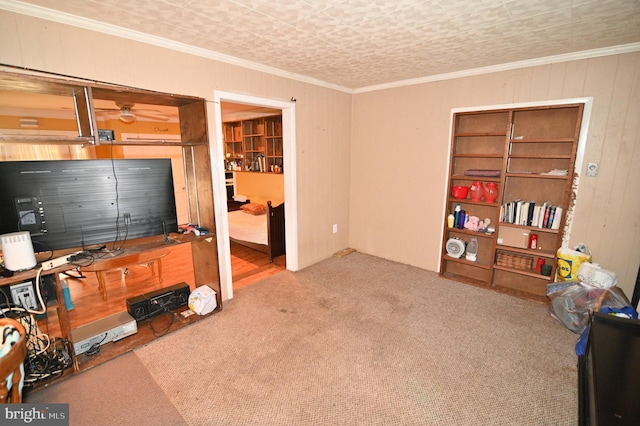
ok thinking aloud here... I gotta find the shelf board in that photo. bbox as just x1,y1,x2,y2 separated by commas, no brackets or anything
445,227,496,239
97,139,205,146
440,271,489,288
509,138,575,143
505,172,569,179
496,224,559,235
453,153,503,158
451,175,501,182
76,306,215,372
447,196,500,207
0,135,96,144
495,246,554,259
492,284,549,303
493,264,553,279
508,154,572,159
454,132,507,137
442,255,491,269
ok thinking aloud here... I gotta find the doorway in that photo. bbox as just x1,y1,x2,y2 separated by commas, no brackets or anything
211,91,298,301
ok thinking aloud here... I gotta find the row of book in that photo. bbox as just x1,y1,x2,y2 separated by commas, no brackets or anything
500,200,562,229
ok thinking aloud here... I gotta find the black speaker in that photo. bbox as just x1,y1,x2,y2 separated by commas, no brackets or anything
126,282,190,321
127,294,150,321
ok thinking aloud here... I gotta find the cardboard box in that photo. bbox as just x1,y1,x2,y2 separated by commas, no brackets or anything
497,226,530,248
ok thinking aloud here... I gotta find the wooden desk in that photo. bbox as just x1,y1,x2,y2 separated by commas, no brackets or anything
81,248,170,300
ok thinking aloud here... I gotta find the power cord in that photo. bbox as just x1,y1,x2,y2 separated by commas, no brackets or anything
84,332,108,356
148,296,178,337
23,337,73,390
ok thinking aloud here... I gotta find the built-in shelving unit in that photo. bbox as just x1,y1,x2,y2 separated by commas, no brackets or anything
224,115,283,173
0,70,221,391
440,104,584,302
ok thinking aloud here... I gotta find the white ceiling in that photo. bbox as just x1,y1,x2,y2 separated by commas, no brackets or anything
2,0,640,91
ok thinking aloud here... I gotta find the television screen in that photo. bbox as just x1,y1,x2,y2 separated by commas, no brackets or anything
0,159,178,252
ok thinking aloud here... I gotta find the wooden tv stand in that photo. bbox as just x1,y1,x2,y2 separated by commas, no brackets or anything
0,232,221,392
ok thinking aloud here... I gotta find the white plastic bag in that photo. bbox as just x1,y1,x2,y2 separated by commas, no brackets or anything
188,285,217,315
577,262,617,289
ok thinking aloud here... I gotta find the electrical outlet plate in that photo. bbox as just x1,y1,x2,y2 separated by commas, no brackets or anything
10,281,38,310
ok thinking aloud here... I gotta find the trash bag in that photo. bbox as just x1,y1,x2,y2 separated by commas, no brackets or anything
548,282,629,334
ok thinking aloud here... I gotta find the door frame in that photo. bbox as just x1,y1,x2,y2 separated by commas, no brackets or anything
210,91,298,301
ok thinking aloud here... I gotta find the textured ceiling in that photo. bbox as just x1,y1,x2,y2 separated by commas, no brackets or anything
3,0,640,90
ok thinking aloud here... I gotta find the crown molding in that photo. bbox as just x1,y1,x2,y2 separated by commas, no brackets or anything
0,0,353,94
354,43,640,94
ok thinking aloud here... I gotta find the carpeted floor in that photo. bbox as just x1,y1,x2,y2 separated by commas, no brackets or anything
26,252,579,425
25,351,186,425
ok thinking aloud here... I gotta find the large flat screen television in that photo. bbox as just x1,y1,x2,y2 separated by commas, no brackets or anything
0,159,178,252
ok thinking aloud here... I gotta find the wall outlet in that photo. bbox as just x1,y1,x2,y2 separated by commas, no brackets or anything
586,162,598,177
333,224,338,234
10,281,39,310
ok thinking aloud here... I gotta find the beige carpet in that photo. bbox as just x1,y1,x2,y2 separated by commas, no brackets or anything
132,252,578,425
25,351,187,425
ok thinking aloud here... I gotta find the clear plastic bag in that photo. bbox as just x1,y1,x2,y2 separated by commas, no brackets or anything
548,282,630,333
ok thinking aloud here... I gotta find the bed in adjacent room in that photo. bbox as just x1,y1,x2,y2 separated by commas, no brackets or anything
228,201,285,262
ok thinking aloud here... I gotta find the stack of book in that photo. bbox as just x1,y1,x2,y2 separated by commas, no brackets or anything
500,200,562,229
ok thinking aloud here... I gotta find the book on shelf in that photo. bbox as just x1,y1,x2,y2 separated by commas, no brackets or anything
500,199,561,229
551,206,562,229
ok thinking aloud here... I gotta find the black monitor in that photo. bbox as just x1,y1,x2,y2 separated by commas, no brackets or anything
0,159,178,252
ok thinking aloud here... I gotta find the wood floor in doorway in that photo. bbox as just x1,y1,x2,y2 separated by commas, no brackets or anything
231,240,286,290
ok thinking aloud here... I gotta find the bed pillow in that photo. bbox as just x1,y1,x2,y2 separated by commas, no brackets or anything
240,203,267,215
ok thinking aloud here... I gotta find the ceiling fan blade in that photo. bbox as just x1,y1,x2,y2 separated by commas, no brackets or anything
132,110,170,121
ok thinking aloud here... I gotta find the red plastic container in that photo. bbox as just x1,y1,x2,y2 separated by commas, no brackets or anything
452,185,470,199
469,182,484,201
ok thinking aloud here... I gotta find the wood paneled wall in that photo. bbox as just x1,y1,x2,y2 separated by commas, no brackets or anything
0,10,353,278
351,53,640,298
3,9,637,300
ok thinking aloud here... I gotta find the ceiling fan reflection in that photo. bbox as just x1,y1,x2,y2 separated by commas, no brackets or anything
95,103,171,123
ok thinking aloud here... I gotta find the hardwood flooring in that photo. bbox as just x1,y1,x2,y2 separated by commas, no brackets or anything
36,240,285,344
230,241,286,290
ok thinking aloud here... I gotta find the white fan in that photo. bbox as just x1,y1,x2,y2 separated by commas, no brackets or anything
445,238,465,258
95,102,171,123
